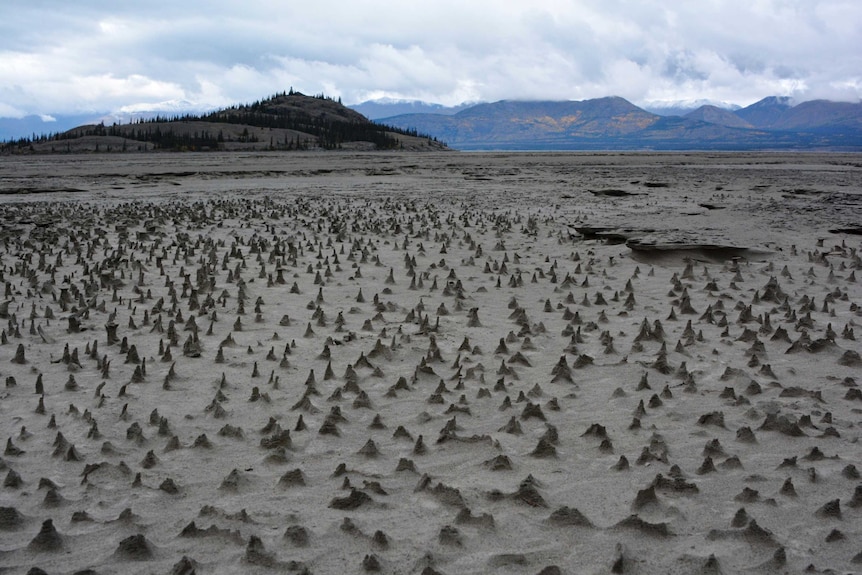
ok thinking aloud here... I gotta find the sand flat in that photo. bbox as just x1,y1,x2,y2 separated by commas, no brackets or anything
0,151,860,574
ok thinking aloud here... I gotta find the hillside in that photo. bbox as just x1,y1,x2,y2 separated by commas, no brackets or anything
765,99,862,131
684,105,753,129
379,96,862,151
2,91,448,154
734,96,793,128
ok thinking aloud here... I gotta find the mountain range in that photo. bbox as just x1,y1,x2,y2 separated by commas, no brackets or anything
3,93,860,152
371,96,862,151
350,97,743,120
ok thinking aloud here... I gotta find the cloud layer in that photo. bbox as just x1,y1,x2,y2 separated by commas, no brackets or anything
1,0,860,118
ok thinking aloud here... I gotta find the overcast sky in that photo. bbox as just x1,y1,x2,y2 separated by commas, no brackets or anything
1,0,860,120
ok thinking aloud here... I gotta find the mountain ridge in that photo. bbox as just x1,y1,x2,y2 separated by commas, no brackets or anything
684,105,753,129
377,96,862,150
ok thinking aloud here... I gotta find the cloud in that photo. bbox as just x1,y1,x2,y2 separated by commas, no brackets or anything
0,0,860,119
0,102,25,118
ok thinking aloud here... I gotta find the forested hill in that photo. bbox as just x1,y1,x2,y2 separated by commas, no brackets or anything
1,91,448,154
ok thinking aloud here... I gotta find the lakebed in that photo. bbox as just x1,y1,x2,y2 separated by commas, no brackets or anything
0,151,860,574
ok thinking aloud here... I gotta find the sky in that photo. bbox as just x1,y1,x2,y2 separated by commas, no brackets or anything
1,0,860,123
